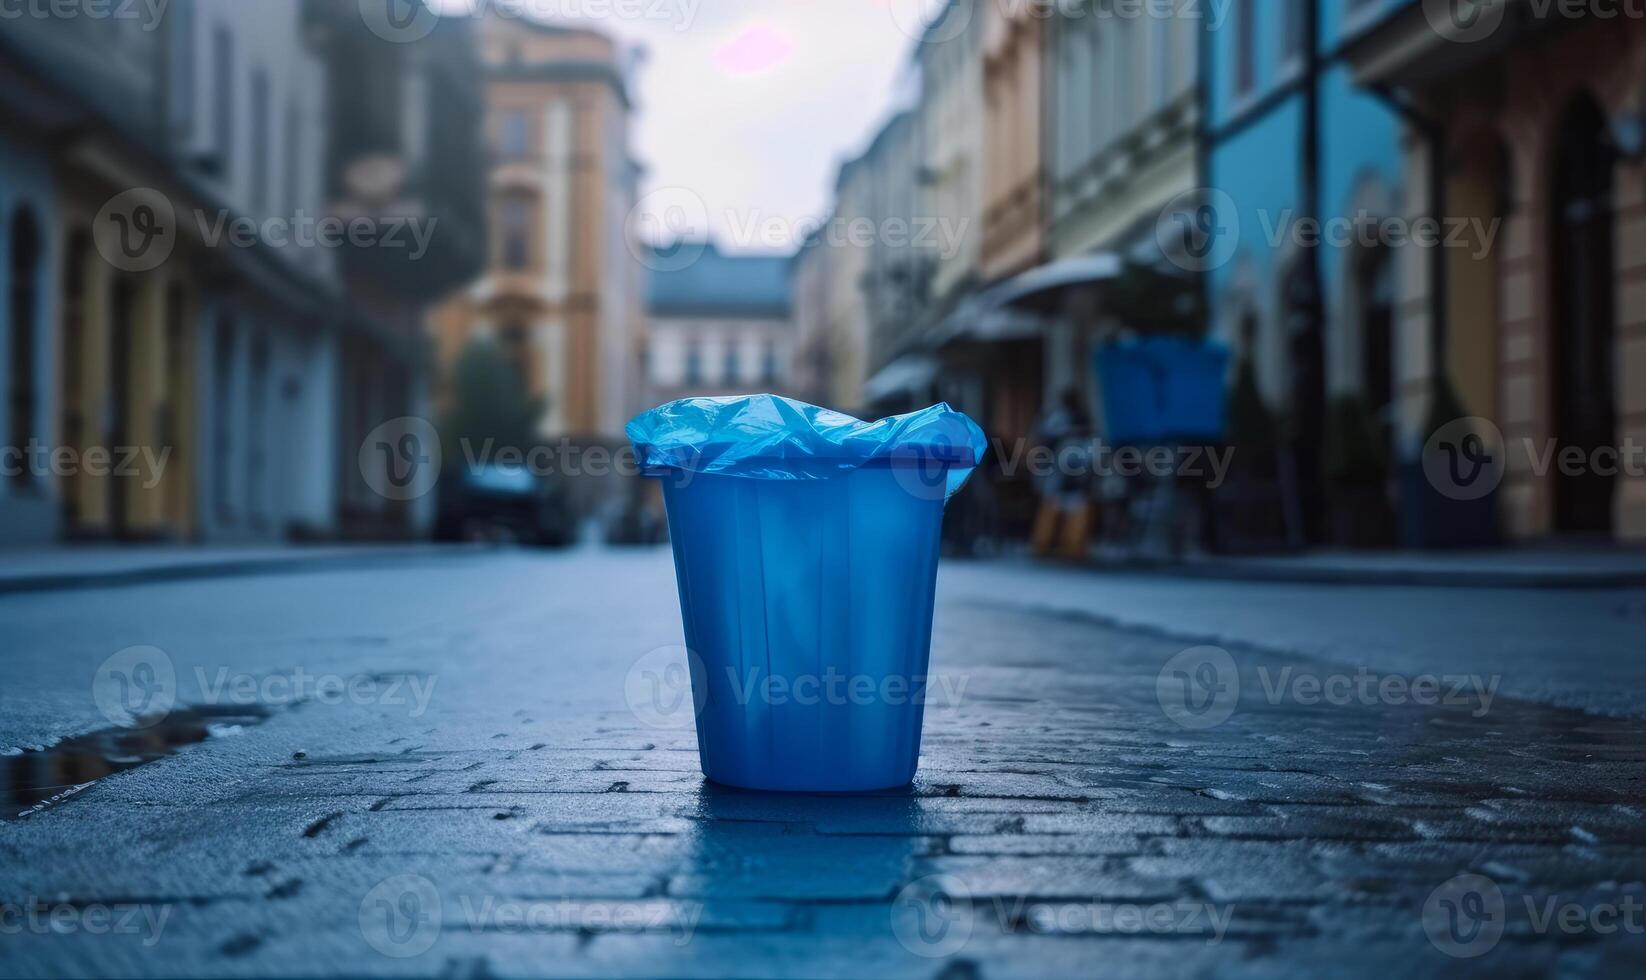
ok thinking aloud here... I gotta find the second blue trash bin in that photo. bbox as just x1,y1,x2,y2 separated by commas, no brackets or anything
627,395,987,791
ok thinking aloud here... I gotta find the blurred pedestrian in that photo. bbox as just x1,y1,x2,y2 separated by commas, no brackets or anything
1029,388,1094,560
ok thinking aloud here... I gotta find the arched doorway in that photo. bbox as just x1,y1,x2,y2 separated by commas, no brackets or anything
8,207,41,489
1550,94,1617,534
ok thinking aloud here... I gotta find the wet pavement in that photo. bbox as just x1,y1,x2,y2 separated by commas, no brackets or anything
3,548,1645,978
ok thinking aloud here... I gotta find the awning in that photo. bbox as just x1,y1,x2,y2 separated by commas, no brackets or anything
985,253,1124,314
862,354,940,404
925,252,1124,347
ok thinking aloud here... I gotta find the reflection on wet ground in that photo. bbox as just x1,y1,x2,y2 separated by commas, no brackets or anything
6,704,270,820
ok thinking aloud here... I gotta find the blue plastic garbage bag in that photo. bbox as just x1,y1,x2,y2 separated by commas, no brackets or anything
626,394,987,499
627,395,986,791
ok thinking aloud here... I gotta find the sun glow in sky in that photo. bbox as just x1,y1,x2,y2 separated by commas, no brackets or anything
431,0,928,254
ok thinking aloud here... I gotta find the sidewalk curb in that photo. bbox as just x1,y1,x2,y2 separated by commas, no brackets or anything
1156,561,1646,591
1047,556,1646,590
0,546,495,596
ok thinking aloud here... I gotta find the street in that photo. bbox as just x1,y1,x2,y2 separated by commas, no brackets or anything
4,549,1646,978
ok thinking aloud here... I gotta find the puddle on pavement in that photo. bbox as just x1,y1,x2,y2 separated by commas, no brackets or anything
5,704,270,820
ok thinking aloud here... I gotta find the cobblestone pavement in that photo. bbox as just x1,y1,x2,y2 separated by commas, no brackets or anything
3,550,1645,978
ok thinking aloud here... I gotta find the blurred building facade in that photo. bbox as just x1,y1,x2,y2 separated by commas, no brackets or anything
1043,5,1199,402
431,13,645,443
1347,5,1646,542
822,154,874,412
643,242,792,404
1205,1,1408,545
788,222,834,407
792,0,1646,550
310,0,489,538
979,1,1044,285
915,0,985,317
0,0,482,546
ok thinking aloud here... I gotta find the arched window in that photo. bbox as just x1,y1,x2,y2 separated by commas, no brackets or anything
9,207,41,488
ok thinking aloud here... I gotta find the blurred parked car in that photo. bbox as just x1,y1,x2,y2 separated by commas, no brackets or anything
435,465,574,547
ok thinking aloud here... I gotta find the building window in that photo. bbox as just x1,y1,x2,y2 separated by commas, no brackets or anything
685,339,703,386
250,69,270,213
213,317,234,523
1151,17,1171,108
1234,0,1256,97
248,333,268,525
1115,19,1136,131
8,208,41,488
59,231,88,520
500,109,530,162
1281,0,1305,64
212,25,233,170
500,195,531,270
166,0,194,137
761,341,778,385
157,282,185,498
284,101,301,219
722,342,740,386
499,321,531,391
402,69,429,169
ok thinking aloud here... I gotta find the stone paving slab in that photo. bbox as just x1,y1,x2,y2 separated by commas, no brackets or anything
5,557,1646,977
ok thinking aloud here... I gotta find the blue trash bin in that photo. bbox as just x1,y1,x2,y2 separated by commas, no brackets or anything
1094,337,1230,445
628,395,986,791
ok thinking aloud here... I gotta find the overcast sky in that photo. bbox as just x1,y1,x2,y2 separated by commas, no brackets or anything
432,1,936,255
